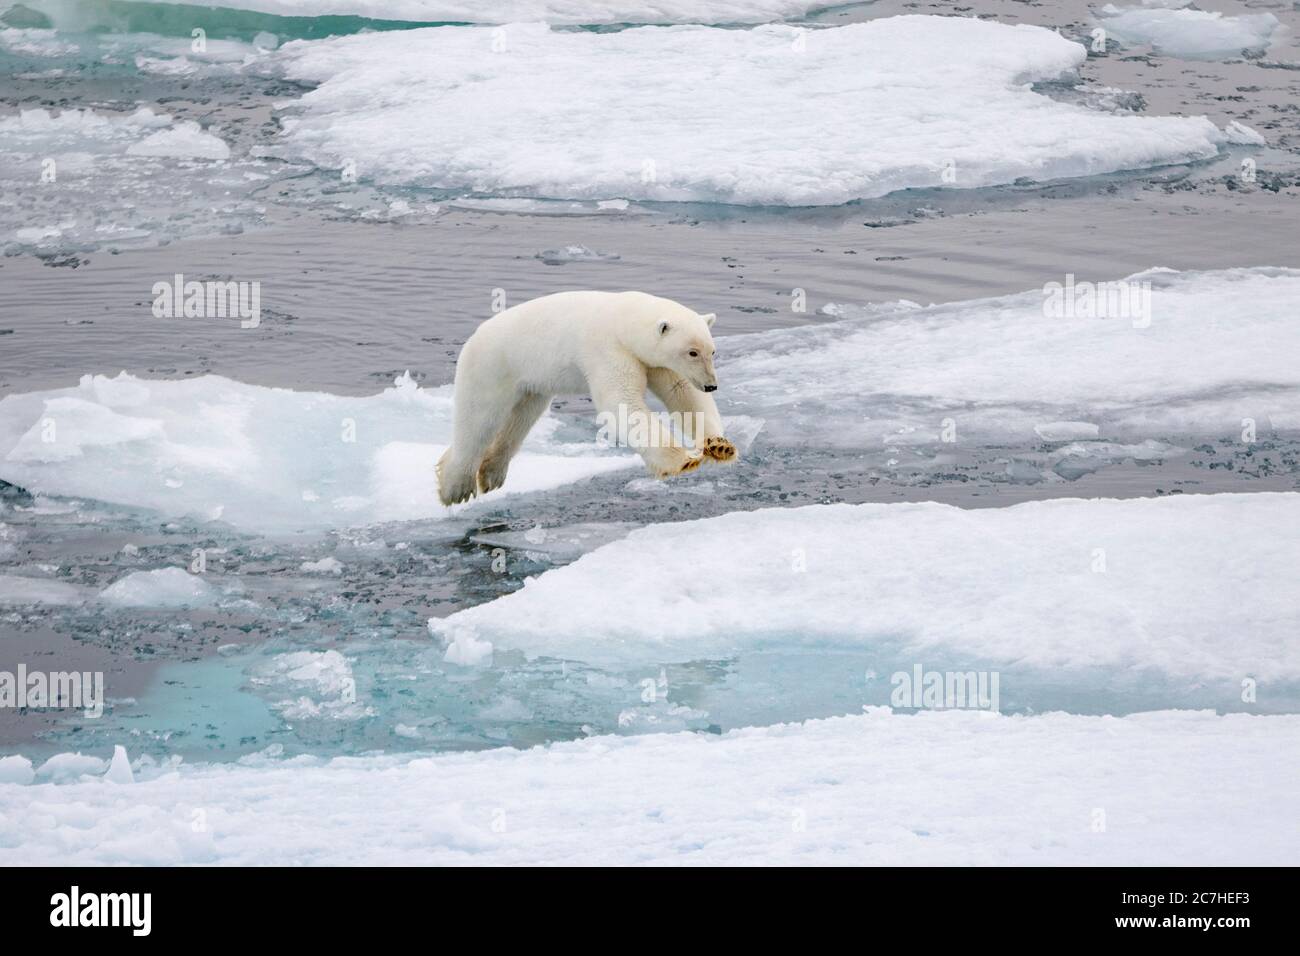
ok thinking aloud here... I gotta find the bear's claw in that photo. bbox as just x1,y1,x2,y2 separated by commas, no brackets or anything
678,455,703,474
702,436,737,462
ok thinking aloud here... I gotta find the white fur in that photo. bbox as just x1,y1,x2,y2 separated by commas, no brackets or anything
437,291,732,505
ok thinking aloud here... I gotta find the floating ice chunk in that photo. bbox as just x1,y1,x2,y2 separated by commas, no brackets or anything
126,121,231,160
252,650,374,720
1222,120,1266,147
1097,6,1281,59
254,650,354,696
1034,421,1100,442
468,521,636,561
0,573,85,605
536,244,621,265
0,755,34,785
429,492,1300,679
35,752,107,783
100,568,219,608
440,629,494,667
0,709,1294,864
723,268,1300,445
0,372,635,531
266,18,1225,206
104,745,134,784
300,556,344,574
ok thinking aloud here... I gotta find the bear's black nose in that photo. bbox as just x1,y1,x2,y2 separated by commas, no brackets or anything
703,385,717,392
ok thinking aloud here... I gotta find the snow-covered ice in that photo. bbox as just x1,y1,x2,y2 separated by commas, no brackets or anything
430,492,1300,678
107,0,828,26
1097,5,1281,60
0,372,635,531
0,709,1294,864
266,18,1229,206
720,268,1300,446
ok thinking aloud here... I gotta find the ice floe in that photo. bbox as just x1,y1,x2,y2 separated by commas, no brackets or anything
0,105,264,255
719,268,1300,446
1097,5,1281,59
0,372,635,532
430,492,1300,679
0,709,1295,864
102,0,829,26
266,17,1229,206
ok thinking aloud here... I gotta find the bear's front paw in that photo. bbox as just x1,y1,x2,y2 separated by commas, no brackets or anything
702,436,737,462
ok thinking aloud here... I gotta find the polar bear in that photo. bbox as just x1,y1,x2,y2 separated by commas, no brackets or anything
437,290,736,506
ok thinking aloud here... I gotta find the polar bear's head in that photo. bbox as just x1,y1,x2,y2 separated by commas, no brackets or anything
624,293,719,392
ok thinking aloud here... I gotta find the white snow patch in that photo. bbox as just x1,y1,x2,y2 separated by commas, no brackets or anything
429,492,1300,678
0,710,1295,863
266,18,1226,206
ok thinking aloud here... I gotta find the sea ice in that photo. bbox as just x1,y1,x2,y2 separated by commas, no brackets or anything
265,17,1229,206
102,0,828,26
0,755,34,785
430,492,1300,679
125,121,231,160
721,268,1300,446
0,572,85,605
1,709,1295,864
0,106,265,254
99,568,220,608
1097,5,1281,59
0,372,635,531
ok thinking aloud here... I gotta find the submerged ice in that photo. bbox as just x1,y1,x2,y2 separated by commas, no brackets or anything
265,17,1231,206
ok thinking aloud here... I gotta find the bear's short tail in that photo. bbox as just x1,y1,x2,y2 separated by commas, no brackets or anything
436,448,478,506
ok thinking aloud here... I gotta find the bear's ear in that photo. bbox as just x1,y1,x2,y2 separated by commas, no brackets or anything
657,320,670,336
700,312,716,328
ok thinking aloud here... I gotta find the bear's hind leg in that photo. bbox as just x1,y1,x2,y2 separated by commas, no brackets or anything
475,392,551,496
436,448,480,506
439,376,520,506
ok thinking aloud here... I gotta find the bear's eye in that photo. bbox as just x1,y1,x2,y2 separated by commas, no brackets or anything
688,350,699,358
